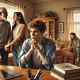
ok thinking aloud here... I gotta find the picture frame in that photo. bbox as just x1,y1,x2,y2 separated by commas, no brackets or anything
58,22,64,33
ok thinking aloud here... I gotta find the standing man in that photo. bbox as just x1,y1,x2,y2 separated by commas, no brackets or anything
0,7,8,19
18,20,56,69
0,7,12,65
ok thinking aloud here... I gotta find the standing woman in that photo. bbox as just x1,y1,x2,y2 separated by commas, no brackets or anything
5,12,30,66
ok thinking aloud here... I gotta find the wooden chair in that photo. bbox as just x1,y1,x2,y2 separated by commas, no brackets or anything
55,49,76,65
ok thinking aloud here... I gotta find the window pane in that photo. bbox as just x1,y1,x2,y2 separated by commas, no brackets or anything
74,13,80,22
74,23,80,38
73,9,80,38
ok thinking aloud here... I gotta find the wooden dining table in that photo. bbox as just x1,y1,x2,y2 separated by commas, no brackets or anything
0,65,57,80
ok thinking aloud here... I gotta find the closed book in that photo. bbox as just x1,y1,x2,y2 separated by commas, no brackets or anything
51,68,80,78
54,63,80,74
50,71,80,80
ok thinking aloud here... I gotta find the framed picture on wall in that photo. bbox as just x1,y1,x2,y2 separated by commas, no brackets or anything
58,22,64,33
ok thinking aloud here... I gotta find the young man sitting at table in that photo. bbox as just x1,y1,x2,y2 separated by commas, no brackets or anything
18,20,56,69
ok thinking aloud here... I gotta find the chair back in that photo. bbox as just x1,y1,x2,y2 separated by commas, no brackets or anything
55,49,76,64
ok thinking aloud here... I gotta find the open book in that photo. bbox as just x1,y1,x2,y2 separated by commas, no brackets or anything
0,68,23,80
53,63,80,74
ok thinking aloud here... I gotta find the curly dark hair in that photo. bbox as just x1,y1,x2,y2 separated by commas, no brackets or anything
28,20,46,32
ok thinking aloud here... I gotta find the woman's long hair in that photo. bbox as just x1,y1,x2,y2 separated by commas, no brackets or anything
12,12,26,30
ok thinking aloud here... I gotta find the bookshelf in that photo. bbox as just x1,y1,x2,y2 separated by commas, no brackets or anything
33,17,57,40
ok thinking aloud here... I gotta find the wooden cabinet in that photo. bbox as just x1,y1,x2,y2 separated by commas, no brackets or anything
33,17,56,40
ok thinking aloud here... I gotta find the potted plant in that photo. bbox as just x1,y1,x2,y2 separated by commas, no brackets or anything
33,10,57,18
44,11,57,17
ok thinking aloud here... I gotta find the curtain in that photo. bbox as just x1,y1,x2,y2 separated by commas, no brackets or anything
66,8,74,40
66,8,80,40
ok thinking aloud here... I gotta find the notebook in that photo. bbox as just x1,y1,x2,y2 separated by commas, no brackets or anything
0,68,23,80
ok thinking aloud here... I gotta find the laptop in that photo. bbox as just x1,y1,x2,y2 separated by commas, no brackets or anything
0,68,23,80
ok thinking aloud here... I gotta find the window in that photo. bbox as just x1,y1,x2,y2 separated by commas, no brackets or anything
0,2,16,27
73,9,80,38
67,8,80,39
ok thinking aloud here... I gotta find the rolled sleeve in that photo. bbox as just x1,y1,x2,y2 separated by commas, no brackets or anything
18,55,28,68
42,52,55,70
42,40,56,69
18,39,30,67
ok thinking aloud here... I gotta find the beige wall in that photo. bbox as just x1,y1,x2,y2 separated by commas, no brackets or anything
0,0,80,40
34,0,80,40
0,0,34,24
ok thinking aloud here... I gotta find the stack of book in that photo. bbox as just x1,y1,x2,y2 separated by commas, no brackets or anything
51,63,80,80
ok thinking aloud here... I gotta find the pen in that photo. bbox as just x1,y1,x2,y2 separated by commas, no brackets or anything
37,71,42,79
34,69,41,79
28,68,32,78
